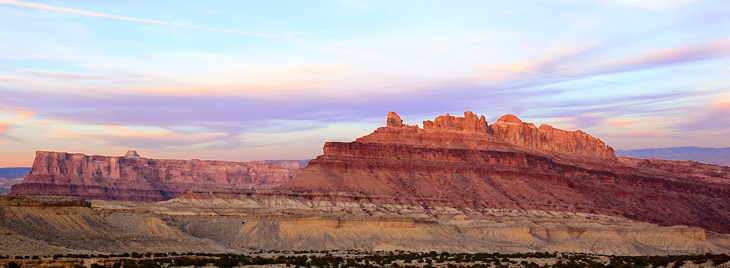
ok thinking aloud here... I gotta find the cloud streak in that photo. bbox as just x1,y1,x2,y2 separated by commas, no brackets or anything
5,0,724,95
0,0,404,56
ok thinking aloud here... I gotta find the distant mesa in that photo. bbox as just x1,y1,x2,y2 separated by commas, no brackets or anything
0,175,26,195
616,146,730,167
10,150,303,201
264,159,310,168
0,167,31,196
0,167,32,179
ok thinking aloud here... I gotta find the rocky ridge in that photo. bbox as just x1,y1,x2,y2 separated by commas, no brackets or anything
10,151,302,201
283,111,730,234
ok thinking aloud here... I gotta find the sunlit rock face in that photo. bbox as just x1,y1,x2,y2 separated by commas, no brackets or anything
10,151,302,201
282,111,730,234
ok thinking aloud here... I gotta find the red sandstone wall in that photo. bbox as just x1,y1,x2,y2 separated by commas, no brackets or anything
282,112,730,234
11,151,302,201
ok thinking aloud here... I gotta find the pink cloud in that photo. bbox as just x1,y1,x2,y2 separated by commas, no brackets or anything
52,126,230,150
612,131,664,137
1,106,35,120
609,119,636,128
611,38,730,68
717,96,730,112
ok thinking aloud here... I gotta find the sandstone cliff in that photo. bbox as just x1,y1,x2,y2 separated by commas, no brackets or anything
282,111,730,234
10,151,302,201
489,114,615,159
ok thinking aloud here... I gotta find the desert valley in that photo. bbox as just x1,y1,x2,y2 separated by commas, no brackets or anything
1,111,729,267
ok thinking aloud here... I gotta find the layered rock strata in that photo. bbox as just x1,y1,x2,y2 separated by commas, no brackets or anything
10,151,302,201
0,196,230,256
283,111,730,234
98,192,730,255
4,194,729,256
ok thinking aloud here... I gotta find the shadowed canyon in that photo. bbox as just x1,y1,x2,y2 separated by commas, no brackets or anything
2,111,729,257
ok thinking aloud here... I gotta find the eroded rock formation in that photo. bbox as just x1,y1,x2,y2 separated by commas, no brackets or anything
422,111,489,133
10,151,302,201
490,114,615,159
283,111,730,234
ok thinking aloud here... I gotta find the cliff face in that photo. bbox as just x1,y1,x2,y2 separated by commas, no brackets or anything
282,111,730,234
10,151,302,201
489,114,615,159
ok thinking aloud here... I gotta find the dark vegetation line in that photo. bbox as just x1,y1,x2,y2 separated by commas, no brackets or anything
1,251,729,268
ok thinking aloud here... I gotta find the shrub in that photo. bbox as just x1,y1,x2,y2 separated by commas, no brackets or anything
214,255,239,268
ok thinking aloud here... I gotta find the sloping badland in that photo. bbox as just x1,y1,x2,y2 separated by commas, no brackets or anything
2,111,729,256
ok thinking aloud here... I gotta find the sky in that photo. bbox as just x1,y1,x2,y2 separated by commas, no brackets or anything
1,0,730,167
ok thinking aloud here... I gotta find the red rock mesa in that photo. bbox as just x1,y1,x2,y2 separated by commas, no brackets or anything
283,111,730,234
10,150,302,201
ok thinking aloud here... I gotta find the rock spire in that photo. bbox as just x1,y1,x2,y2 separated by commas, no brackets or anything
386,111,404,127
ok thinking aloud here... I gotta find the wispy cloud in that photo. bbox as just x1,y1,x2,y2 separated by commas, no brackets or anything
0,0,405,56
672,94,730,132
596,0,700,11
609,119,636,128
54,126,229,149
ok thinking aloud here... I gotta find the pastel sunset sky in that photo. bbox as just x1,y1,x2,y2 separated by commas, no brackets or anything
1,0,730,167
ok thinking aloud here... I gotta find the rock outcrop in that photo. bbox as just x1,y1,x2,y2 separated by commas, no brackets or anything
387,111,404,127
422,111,489,133
10,151,303,201
490,114,615,159
282,111,730,234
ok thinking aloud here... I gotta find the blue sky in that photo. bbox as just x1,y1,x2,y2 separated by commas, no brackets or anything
1,0,730,167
